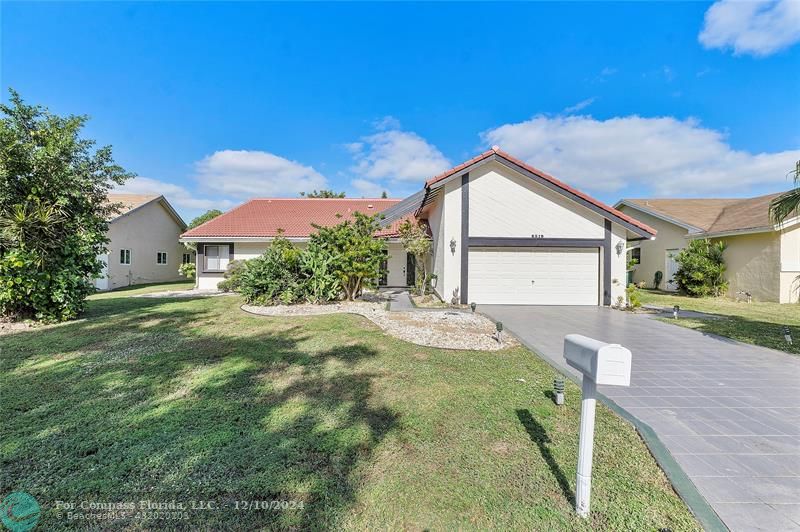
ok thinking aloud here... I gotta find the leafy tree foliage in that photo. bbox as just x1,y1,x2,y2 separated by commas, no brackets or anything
238,236,304,305
770,160,800,223
189,209,223,228
178,262,196,279
0,90,132,321
309,212,386,300
300,190,345,198
673,239,729,297
398,219,432,295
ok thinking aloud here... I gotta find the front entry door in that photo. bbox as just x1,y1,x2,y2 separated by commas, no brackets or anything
665,249,680,291
406,253,416,286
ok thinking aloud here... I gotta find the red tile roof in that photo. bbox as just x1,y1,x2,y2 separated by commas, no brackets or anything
426,146,657,236
181,198,403,239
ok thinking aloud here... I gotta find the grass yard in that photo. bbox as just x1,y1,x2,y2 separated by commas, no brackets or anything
640,290,800,355
89,280,195,300
1,292,698,530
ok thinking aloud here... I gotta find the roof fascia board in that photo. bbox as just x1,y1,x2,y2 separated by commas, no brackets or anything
110,195,187,230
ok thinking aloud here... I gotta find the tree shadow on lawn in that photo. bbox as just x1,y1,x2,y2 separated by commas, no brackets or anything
1,296,400,529
515,409,574,506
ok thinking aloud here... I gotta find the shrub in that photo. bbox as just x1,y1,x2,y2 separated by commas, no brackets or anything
626,283,642,309
300,242,341,303
674,239,729,297
308,212,386,300
178,262,196,279
217,260,247,292
399,219,432,295
238,236,303,305
0,90,132,322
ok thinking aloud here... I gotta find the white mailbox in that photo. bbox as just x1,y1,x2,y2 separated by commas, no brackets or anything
564,334,631,386
562,334,633,519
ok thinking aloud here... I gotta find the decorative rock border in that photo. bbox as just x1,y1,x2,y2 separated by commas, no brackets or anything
241,300,515,351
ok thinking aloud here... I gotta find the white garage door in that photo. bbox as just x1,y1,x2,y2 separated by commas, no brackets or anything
468,247,599,305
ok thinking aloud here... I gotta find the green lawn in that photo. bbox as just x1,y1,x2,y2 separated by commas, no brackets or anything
88,280,195,300
1,292,698,530
640,290,800,355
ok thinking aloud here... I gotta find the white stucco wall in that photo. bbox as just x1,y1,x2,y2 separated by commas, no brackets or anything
713,233,781,302
469,162,605,238
424,161,628,306
779,225,800,303
104,200,186,290
194,239,408,290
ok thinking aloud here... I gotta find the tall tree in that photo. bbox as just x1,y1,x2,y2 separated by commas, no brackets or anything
0,89,132,321
189,209,223,228
398,219,432,295
770,161,800,223
300,190,345,198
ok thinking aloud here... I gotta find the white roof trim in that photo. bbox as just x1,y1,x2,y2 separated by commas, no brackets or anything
180,236,402,243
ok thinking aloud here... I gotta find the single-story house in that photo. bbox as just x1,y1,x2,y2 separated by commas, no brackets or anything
616,193,800,303
95,194,191,290
181,147,656,305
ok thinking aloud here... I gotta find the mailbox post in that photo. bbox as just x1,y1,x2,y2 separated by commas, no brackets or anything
564,334,632,518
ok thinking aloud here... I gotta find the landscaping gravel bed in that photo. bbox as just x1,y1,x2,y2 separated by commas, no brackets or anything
241,300,515,351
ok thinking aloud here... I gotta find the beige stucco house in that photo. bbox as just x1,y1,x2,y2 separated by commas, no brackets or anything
182,147,656,306
95,194,190,290
616,193,800,303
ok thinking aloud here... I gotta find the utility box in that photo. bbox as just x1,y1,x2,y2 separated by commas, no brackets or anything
564,334,631,386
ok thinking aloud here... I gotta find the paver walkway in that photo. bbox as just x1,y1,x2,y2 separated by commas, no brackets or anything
481,305,800,532
383,290,416,312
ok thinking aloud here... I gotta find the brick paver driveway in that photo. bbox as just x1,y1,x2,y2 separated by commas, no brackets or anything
481,305,800,531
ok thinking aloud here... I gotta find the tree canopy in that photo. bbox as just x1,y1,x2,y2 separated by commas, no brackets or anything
0,89,132,321
189,209,223,228
300,190,346,198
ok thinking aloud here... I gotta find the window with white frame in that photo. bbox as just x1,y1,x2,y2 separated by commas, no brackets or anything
182,253,193,264
120,249,131,265
157,252,168,265
203,244,229,271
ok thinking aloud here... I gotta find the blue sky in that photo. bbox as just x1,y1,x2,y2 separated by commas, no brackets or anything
2,1,799,221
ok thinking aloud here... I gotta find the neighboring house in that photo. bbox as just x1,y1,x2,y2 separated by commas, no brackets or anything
95,194,190,290
181,147,656,305
616,193,800,303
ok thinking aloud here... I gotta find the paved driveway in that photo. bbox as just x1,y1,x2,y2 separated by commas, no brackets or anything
481,305,800,532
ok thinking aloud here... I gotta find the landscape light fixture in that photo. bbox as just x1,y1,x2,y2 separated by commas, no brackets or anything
673,305,680,319
450,237,457,255
784,326,793,345
470,302,476,313
553,377,565,406
495,321,504,343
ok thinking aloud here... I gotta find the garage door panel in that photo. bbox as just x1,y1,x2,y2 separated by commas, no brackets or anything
468,247,599,305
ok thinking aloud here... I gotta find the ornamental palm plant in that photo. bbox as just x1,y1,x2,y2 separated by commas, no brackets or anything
770,160,800,223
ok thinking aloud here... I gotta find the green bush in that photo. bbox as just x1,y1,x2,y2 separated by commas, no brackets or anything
673,239,729,297
217,260,247,292
300,242,341,303
238,236,303,305
0,90,132,322
178,262,196,279
625,283,642,309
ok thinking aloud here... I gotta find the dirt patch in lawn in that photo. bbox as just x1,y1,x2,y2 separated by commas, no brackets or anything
241,300,516,351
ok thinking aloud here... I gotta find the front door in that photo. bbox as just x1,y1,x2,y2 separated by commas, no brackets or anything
665,249,680,291
406,253,416,287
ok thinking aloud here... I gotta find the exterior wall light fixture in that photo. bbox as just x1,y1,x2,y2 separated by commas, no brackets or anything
450,237,457,255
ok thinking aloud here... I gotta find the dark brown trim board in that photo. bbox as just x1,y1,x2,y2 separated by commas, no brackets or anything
460,173,469,304
603,220,612,306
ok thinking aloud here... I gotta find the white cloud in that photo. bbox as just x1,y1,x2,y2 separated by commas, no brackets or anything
482,114,800,196
350,178,386,198
195,150,327,198
699,0,800,57
348,127,451,184
114,176,234,211
564,97,596,114
372,115,402,131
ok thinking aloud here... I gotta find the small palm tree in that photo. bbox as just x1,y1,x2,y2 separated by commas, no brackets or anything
770,160,800,223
